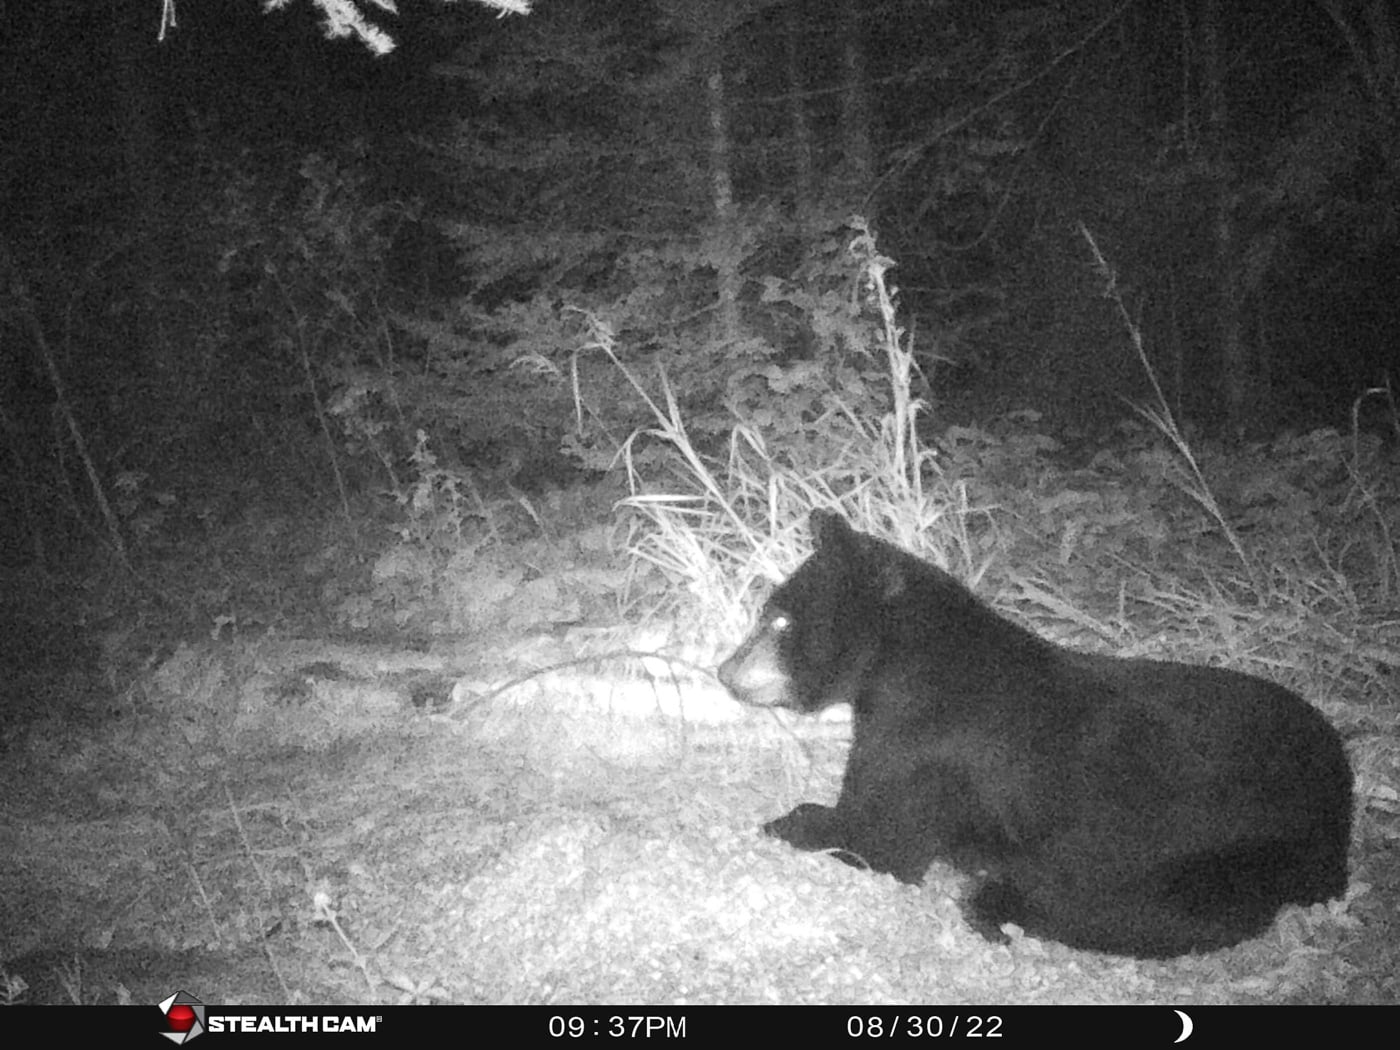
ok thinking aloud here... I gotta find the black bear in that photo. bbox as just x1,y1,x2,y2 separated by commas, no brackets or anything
718,510,1352,958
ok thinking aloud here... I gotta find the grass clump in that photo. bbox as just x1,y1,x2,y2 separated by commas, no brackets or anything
573,222,988,639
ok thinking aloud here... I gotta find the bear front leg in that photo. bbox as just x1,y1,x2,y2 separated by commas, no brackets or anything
774,781,952,883
764,803,845,851
765,804,925,879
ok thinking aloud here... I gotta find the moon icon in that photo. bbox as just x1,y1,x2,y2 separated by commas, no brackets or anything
1173,1010,1193,1043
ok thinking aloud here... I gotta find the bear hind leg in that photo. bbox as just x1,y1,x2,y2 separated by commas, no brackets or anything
965,833,1347,958
965,875,1269,958
1155,834,1347,925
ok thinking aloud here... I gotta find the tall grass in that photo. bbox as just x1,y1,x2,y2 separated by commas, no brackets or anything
1078,224,1259,589
573,222,982,635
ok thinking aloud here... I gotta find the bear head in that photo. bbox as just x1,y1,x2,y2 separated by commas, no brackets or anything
717,510,910,712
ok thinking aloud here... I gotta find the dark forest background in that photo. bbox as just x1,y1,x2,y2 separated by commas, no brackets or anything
2,0,1397,572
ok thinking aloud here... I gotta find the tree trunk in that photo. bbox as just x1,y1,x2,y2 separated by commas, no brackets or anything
838,0,874,214
783,2,815,211
706,64,741,342
107,0,168,373
1201,0,1249,435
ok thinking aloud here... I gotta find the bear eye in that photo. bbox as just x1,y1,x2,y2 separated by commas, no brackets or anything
768,613,791,635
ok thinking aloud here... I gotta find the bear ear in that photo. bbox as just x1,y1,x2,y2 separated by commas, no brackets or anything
809,509,855,550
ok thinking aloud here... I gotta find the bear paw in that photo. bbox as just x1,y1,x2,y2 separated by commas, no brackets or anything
763,803,842,851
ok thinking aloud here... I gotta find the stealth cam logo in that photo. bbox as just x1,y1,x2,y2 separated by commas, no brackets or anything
158,990,205,1044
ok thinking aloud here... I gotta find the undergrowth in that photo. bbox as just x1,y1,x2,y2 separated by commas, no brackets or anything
587,220,1397,709
572,221,990,639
